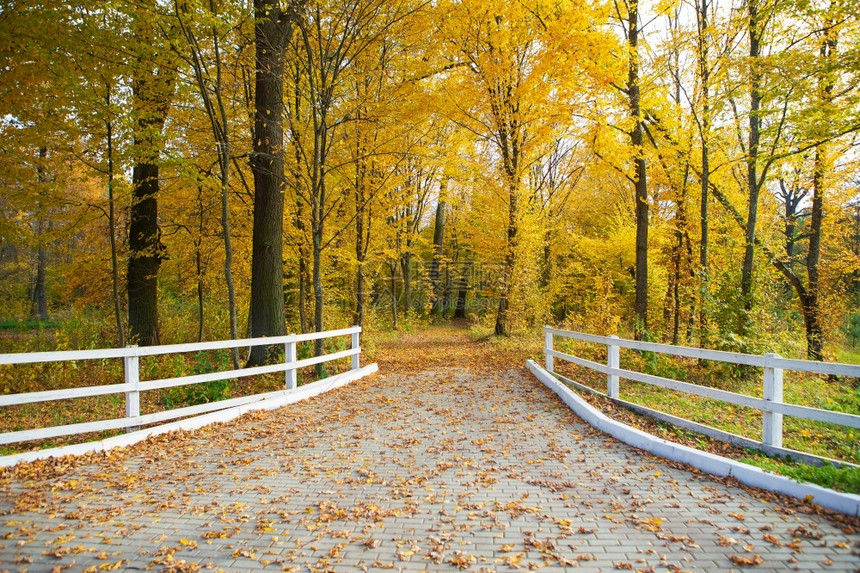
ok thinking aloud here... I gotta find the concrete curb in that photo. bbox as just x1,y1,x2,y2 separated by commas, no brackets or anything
0,363,378,468
526,359,860,517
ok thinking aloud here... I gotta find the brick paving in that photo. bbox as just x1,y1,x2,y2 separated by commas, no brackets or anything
0,367,857,572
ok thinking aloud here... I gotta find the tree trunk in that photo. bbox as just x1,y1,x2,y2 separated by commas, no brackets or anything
442,262,452,318
672,246,681,345
495,179,519,336
219,150,239,366
195,240,204,342
354,171,367,327
106,95,124,346
741,0,762,317
31,149,49,322
176,0,240,363
30,242,48,321
390,261,398,329
697,0,710,345
430,185,447,316
193,184,206,342
454,286,467,319
298,252,309,333
128,4,173,347
803,16,837,362
247,0,292,365
354,262,365,327
312,221,325,373
352,113,372,327
628,0,648,339
400,251,412,314
128,159,162,346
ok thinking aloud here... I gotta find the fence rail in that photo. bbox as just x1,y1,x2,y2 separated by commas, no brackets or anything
542,326,860,465
0,327,363,446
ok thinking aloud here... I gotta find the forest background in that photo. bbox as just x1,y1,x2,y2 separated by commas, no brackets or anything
1,0,859,368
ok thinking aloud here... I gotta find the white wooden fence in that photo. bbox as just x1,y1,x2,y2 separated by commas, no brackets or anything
543,326,860,466
0,326,364,447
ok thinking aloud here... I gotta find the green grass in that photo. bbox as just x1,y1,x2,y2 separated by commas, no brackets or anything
0,319,56,331
550,338,860,492
739,452,860,493
836,346,860,365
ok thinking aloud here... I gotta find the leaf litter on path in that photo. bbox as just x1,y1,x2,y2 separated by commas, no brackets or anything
0,324,857,571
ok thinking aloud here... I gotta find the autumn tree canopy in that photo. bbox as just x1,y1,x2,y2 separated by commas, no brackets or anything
1,0,858,361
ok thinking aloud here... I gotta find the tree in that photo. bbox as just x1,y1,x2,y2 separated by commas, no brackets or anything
437,0,617,335
694,0,714,342
173,0,242,367
247,0,300,366
128,1,177,346
287,0,418,361
739,0,765,317
430,180,448,316
620,0,649,339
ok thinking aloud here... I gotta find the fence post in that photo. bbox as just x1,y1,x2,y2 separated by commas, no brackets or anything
124,345,140,431
607,335,620,399
351,328,360,371
762,352,783,448
285,337,297,390
544,328,554,373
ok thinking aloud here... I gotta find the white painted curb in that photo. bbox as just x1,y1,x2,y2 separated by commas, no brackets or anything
0,363,378,468
526,360,860,517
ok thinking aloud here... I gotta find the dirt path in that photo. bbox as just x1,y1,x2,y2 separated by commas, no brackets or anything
0,327,857,572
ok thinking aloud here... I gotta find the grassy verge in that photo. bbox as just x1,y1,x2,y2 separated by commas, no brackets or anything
549,341,860,494
739,451,860,493
563,384,860,494
0,339,354,456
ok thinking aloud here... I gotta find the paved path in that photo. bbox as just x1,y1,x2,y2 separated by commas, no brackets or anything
0,368,857,572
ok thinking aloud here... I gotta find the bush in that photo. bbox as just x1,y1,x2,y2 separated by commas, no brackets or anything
158,350,232,409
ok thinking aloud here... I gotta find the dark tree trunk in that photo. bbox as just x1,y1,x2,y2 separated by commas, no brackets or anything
741,0,762,317
696,0,711,345
128,160,163,346
128,4,173,347
494,181,518,336
400,251,412,314
353,153,368,327
290,62,310,335
800,197,824,360
312,223,325,372
247,0,294,365
430,186,447,315
106,93,124,347
196,242,204,342
30,243,48,321
781,181,800,260
442,263,452,318
31,149,49,322
672,245,681,345
298,250,309,333
389,261,398,329
354,262,365,326
802,18,837,362
454,286,467,319
195,184,205,342
696,0,711,347
628,0,648,339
